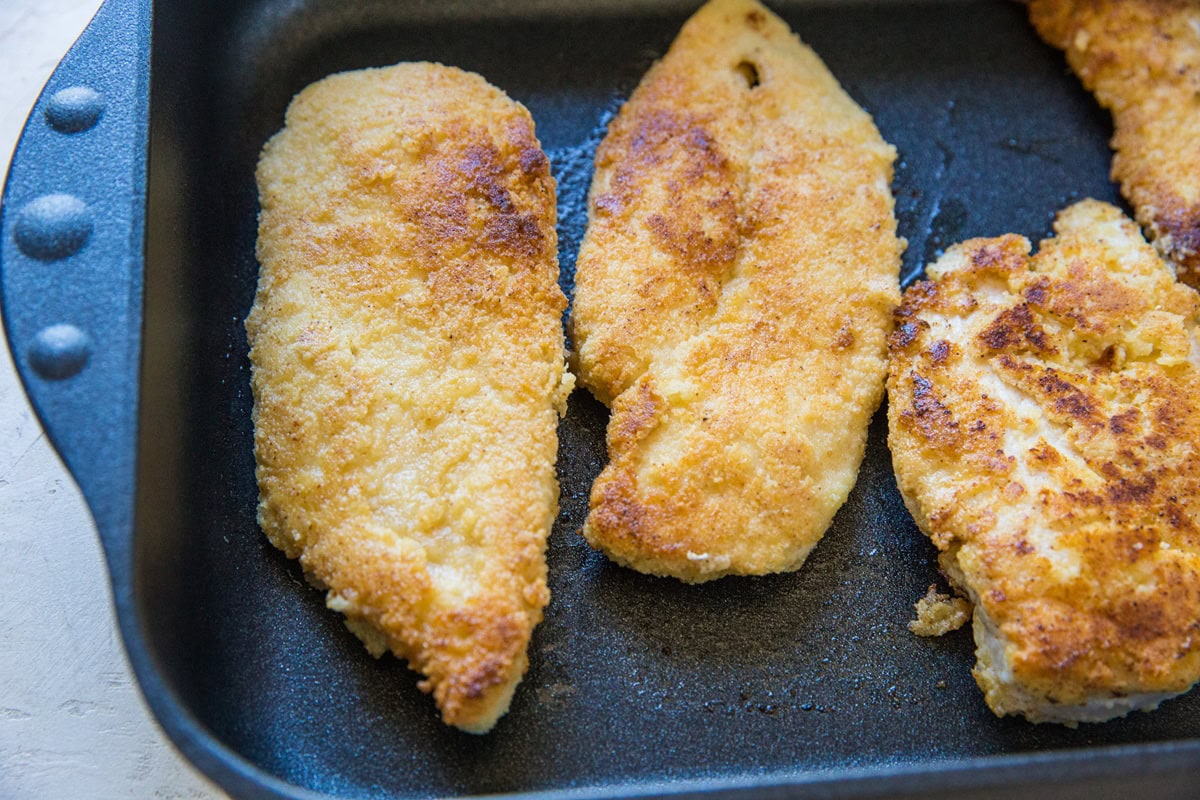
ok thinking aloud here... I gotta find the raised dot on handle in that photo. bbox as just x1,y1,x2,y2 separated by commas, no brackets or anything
44,86,105,133
13,194,93,261
28,324,91,380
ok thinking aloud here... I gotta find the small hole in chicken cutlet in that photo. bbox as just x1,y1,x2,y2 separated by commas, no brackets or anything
735,60,761,89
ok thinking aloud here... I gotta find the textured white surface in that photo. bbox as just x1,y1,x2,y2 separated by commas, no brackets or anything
0,1,222,797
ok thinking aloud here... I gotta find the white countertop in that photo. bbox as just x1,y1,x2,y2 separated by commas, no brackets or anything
0,1,222,796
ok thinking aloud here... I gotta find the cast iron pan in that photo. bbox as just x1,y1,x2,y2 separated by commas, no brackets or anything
3,0,1200,797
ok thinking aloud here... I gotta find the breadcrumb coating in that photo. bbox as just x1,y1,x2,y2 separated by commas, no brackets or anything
247,63,572,732
571,0,902,582
889,200,1200,724
1030,0,1200,288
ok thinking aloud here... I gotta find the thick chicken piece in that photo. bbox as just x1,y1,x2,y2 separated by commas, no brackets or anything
1029,0,1200,289
246,63,573,733
889,200,1200,724
570,0,903,582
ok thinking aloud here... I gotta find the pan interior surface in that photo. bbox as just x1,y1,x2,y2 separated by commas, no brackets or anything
138,0,1200,797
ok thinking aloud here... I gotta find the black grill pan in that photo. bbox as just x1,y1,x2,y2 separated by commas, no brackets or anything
2,0,1199,797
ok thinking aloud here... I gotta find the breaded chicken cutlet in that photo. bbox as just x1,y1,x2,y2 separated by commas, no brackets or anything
888,200,1200,724
570,0,903,582
246,63,573,733
1029,0,1200,289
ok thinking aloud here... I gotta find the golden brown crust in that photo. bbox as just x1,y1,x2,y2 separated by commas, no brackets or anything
888,200,1200,722
245,63,572,733
1029,0,1200,288
570,0,903,582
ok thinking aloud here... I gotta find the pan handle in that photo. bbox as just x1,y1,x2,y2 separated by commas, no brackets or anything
0,0,150,557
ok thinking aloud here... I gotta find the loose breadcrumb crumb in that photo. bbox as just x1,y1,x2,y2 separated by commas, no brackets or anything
908,585,971,637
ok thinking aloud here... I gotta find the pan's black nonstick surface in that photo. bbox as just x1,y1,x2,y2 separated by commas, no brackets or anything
137,1,1198,797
